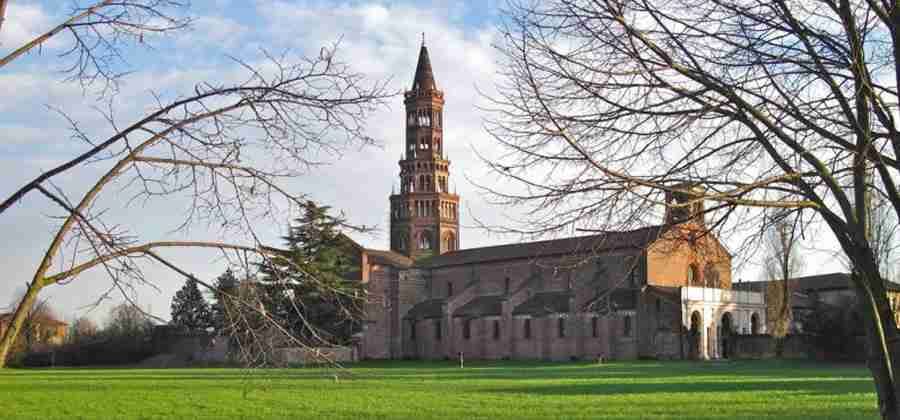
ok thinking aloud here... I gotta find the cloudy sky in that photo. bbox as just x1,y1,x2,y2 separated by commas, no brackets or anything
0,0,845,325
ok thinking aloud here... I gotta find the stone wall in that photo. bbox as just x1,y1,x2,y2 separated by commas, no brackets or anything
275,346,357,365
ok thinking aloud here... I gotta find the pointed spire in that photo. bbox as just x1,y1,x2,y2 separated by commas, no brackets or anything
412,37,437,91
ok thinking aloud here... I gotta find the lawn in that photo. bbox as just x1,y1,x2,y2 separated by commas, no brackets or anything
0,360,879,419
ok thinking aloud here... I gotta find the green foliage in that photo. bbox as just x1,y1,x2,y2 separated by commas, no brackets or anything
170,277,213,332
210,269,239,335
0,361,877,419
801,299,861,360
258,201,365,346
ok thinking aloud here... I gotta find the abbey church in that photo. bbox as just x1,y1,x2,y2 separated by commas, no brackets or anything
348,44,767,361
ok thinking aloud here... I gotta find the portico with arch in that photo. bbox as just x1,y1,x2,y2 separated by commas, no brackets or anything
682,287,766,360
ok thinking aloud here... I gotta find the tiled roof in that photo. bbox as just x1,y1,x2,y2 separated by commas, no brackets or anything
417,226,664,268
645,285,681,303
513,291,572,316
404,299,446,319
732,272,900,293
453,295,504,318
365,249,414,268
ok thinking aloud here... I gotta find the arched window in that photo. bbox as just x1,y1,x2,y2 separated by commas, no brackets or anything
623,315,632,337
523,318,532,339
443,231,456,251
750,313,760,334
504,277,511,294
410,320,417,341
418,230,432,250
558,317,566,338
592,317,599,338
655,298,661,315
493,320,501,340
463,318,472,340
447,281,453,297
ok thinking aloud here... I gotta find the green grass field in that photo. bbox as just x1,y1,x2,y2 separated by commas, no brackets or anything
0,360,879,419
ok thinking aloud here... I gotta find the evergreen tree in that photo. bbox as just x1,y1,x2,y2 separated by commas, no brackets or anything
210,269,239,335
258,201,365,346
170,277,213,332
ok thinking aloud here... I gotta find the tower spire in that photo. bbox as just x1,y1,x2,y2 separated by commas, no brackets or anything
412,40,436,91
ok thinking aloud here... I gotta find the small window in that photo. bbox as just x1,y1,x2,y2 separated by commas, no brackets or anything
656,298,661,315
447,282,453,297
463,319,471,340
523,318,532,339
410,320,417,341
591,317,599,338
435,319,442,341
558,317,566,338
623,315,632,337
504,277,511,294
493,320,500,340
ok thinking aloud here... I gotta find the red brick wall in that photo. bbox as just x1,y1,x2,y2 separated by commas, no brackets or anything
646,227,732,289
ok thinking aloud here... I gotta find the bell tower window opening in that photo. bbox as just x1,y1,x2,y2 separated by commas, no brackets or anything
418,230,433,250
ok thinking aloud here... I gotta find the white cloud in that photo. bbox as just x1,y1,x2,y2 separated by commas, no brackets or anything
178,15,250,49
0,3,53,51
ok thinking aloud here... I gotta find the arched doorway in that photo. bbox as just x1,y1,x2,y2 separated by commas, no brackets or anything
689,311,702,360
750,313,760,334
720,312,734,358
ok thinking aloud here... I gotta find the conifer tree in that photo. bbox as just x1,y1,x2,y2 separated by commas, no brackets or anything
210,269,239,335
258,201,365,346
170,277,213,332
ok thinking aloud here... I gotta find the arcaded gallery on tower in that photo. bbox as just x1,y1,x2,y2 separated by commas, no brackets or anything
345,44,767,361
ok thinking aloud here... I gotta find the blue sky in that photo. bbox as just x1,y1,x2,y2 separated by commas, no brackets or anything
0,0,846,325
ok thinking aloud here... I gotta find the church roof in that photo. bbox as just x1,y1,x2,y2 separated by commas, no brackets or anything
411,44,437,91
512,291,572,316
453,295,504,318
416,226,663,268
364,249,414,268
404,299,446,319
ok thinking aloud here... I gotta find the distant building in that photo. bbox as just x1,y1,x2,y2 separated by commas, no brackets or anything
733,273,900,333
0,312,68,347
342,42,767,361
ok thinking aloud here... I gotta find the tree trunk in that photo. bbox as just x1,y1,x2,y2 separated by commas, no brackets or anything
854,267,900,420
0,283,43,367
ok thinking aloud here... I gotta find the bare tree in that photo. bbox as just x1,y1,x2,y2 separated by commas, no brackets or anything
68,316,99,344
0,0,190,94
2,37,390,374
104,302,153,338
0,2,391,368
0,45,392,365
763,215,804,357
485,0,900,417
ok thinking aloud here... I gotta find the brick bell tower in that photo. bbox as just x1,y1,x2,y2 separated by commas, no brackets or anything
389,40,459,259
